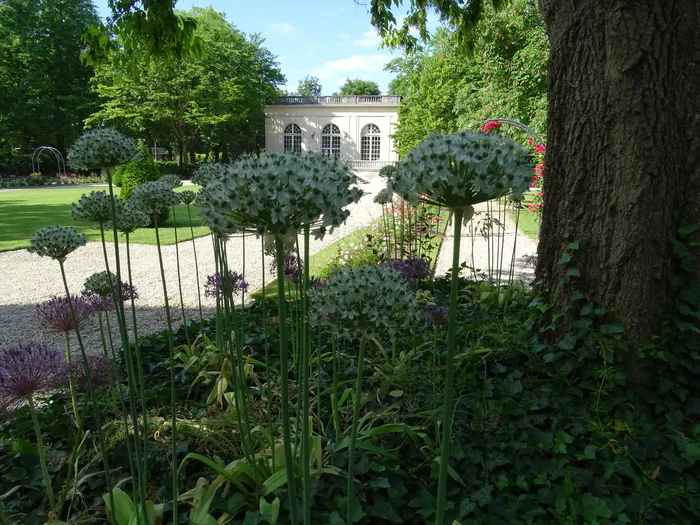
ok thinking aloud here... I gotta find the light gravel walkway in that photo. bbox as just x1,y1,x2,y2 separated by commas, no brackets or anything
0,178,386,352
434,201,538,284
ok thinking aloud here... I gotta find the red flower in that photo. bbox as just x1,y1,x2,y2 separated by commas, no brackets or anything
479,121,502,133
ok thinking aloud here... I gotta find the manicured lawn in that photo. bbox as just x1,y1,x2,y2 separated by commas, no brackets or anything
510,207,540,239
0,186,207,252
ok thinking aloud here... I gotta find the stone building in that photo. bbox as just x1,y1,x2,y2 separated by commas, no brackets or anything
264,95,400,176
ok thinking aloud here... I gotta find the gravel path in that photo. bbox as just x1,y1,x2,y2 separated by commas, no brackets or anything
434,201,538,284
0,178,386,352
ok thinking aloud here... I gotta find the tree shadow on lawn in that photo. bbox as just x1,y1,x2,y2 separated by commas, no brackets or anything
0,196,207,252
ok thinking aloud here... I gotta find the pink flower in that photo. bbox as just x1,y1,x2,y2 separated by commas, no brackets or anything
534,144,547,155
479,121,502,133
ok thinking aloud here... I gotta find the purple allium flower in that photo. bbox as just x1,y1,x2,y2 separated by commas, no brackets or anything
309,276,325,288
283,254,301,285
0,343,68,406
71,355,114,392
36,295,96,334
423,304,449,326
382,257,432,285
81,281,138,311
204,270,249,299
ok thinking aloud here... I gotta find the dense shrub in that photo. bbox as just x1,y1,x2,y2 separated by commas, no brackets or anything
118,157,161,200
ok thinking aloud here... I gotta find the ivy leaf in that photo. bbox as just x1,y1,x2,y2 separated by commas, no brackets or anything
566,267,581,277
682,442,700,464
470,484,493,507
557,252,572,265
568,240,580,250
369,477,391,489
578,493,612,521
554,431,574,453
369,500,403,523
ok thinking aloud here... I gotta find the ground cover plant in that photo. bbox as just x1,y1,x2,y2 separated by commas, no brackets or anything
0,127,698,525
0,186,207,252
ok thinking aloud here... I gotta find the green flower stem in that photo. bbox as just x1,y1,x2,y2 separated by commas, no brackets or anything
391,202,398,259
104,171,148,523
58,261,114,516
153,222,178,523
63,332,79,424
301,226,312,525
432,327,439,440
125,233,149,480
435,206,464,525
275,235,299,525
171,204,190,345
332,335,340,444
346,338,366,525
186,204,204,332
26,395,55,509
400,198,405,258
55,397,87,518
261,237,275,471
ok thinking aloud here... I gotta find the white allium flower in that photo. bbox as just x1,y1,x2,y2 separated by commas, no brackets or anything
71,191,121,225
160,174,182,188
130,181,180,217
373,187,393,205
179,190,197,205
28,226,86,260
201,153,362,238
199,207,240,239
192,163,227,186
84,271,118,297
67,128,139,170
309,265,419,340
116,201,150,234
389,131,533,210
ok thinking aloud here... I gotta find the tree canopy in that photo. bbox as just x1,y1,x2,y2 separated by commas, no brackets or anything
296,75,323,97
87,7,285,171
335,78,381,96
0,0,99,172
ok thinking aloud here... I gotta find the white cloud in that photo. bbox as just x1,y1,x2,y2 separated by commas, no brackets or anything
278,56,288,62
266,22,294,34
311,54,392,80
353,30,382,48
340,34,351,40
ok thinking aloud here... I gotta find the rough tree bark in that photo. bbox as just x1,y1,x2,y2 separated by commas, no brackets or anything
536,0,700,346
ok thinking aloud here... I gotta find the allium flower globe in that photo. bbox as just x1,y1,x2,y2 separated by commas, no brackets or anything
204,271,248,299
179,190,197,205
131,181,180,218
36,295,96,333
68,128,139,170
0,343,68,405
382,257,432,285
423,304,449,326
27,226,86,260
116,201,151,234
72,191,122,225
373,187,393,205
390,131,533,211
160,174,182,188
309,265,419,340
199,207,240,239
71,355,114,391
83,281,138,311
200,153,362,238
192,163,227,186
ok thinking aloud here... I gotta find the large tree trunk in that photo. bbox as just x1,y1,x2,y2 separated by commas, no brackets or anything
536,0,700,346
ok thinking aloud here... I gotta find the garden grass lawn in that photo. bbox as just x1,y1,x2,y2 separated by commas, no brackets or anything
0,186,206,252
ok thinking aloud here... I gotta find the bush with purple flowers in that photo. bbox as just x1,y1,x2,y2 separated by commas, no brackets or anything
204,270,248,299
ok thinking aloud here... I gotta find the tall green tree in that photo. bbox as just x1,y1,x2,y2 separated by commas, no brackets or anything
372,0,700,349
88,8,284,172
296,75,322,96
335,78,381,96
0,0,99,172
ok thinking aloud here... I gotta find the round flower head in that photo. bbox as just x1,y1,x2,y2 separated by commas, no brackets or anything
389,131,533,210
0,342,68,405
160,174,182,188
131,181,180,218
200,207,240,239
201,153,362,239
84,271,118,297
378,164,398,180
423,304,448,327
382,257,432,286
283,253,301,285
72,191,122,225
27,226,86,261
82,281,138,311
373,187,393,205
115,201,150,234
192,163,227,186
179,190,197,205
71,355,114,391
36,295,96,334
68,128,139,170
204,270,248,299
309,265,420,340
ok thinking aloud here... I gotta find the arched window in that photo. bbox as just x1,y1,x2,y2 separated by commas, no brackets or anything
284,124,302,153
321,124,341,157
361,124,380,161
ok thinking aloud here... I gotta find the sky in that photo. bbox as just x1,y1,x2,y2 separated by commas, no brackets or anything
91,0,423,95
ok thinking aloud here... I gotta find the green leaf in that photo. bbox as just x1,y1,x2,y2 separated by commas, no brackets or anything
566,267,581,277
557,253,572,265
370,500,403,523
578,493,612,521
682,442,700,463
259,496,280,524
568,240,580,250
583,444,597,459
